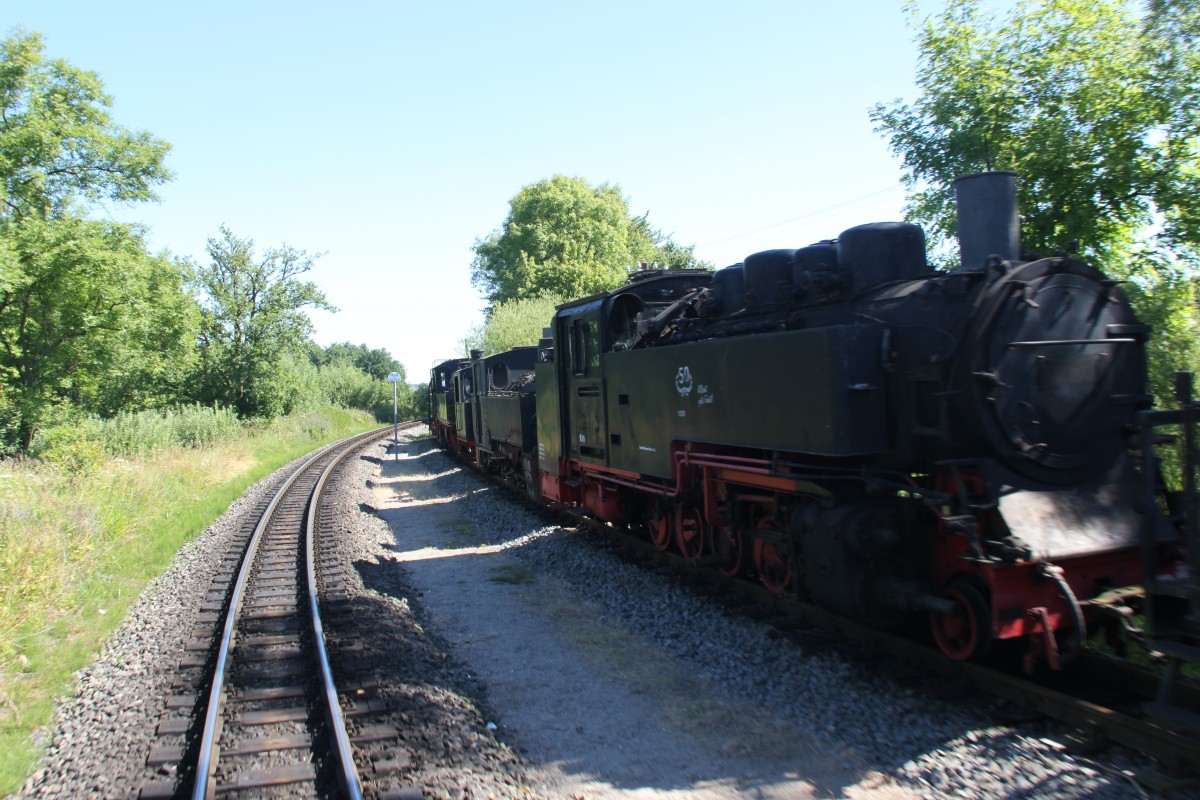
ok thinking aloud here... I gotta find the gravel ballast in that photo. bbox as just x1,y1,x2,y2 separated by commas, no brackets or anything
17,428,1195,799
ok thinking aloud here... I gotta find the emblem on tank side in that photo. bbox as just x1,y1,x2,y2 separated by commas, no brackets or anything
675,366,694,397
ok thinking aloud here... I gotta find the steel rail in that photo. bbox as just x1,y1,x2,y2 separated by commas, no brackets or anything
190,426,394,799
304,426,412,800
190,440,338,800
303,422,420,797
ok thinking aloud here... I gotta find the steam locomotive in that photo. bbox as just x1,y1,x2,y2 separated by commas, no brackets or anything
431,172,1192,669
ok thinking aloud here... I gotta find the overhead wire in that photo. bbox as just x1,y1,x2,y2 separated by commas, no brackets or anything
698,184,907,249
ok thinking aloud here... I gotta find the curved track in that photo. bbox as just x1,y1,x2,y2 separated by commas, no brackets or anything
141,425,413,799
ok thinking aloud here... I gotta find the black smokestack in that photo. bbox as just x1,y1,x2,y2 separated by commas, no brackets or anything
955,171,1020,270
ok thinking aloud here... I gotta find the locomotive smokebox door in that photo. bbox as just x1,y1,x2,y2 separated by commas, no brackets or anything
971,259,1147,484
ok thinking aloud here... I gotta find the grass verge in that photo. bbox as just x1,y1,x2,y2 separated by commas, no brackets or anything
0,407,379,796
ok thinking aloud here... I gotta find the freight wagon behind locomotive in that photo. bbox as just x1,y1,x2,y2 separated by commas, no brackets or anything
434,172,1188,670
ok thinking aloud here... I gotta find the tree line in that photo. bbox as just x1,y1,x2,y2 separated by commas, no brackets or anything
0,29,415,456
6,0,1198,457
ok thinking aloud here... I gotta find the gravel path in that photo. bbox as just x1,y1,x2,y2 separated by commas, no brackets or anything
14,428,1197,799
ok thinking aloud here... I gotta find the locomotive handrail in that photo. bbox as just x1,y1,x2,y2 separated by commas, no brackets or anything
1138,377,1199,583
1007,338,1136,348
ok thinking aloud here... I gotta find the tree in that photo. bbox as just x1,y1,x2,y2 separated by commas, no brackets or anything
315,341,404,382
192,227,335,417
471,175,708,306
869,0,1191,267
1122,250,1200,406
462,293,567,356
0,29,171,221
1142,0,1200,249
0,28,182,453
80,240,197,417
0,216,194,449
0,28,181,452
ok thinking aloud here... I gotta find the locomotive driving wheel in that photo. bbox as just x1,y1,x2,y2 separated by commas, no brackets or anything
675,504,706,563
930,580,993,661
753,519,792,594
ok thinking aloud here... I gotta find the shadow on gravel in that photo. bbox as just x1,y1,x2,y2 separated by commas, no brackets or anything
342,558,533,796
347,436,910,800
353,554,885,799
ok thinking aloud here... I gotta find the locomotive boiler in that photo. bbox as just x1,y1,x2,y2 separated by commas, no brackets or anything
436,172,1178,668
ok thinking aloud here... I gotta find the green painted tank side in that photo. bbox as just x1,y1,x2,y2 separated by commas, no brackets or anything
603,325,890,478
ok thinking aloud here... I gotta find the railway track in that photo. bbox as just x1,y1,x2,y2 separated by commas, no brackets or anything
140,424,418,799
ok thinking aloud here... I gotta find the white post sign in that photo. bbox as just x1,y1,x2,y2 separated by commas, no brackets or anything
387,372,404,445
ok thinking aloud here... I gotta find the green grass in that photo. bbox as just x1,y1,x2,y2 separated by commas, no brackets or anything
0,407,380,795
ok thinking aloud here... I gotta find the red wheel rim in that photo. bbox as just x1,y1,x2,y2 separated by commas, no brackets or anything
649,509,671,551
930,582,992,661
753,521,791,594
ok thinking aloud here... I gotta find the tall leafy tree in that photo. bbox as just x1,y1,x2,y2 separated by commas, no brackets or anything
0,217,193,449
0,28,180,451
471,175,708,306
0,29,171,221
87,247,198,417
1143,0,1200,248
192,227,335,417
871,0,1168,267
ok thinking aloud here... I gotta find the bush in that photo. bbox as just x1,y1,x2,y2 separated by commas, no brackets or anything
316,362,379,410
27,405,244,468
27,423,106,473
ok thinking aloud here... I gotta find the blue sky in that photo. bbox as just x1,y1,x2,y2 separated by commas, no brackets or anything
6,1,943,380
